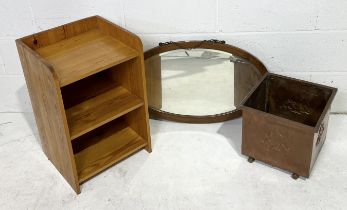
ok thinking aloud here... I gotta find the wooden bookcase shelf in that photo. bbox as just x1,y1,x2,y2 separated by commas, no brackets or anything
16,16,151,194
66,85,144,140
72,118,147,183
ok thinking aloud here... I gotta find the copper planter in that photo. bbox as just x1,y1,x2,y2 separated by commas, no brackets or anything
240,73,337,179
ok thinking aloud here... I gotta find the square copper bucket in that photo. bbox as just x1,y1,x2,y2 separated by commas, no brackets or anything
240,73,337,178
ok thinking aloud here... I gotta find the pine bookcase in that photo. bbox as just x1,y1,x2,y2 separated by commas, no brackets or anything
16,16,152,194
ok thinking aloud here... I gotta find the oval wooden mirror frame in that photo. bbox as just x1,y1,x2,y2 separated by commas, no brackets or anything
144,40,269,123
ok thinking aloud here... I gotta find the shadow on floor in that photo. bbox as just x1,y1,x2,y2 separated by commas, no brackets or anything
16,85,41,147
217,117,243,157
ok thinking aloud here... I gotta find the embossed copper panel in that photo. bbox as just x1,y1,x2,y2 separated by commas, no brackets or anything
240,73,337,178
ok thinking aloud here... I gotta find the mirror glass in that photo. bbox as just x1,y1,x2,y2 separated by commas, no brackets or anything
145,48,262,116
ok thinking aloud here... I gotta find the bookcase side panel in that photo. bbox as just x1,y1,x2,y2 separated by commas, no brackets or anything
16,41,80,193
109,58,152,152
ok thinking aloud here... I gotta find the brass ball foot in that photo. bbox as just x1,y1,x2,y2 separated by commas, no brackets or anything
248,157,255,163
291,173,300,180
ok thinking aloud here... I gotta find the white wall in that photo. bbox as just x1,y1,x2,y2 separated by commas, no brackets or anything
0,0,346,113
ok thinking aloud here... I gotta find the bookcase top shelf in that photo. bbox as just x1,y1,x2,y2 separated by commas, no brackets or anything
35,29,139,87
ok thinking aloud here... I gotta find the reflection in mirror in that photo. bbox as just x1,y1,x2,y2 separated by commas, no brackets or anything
145,48,262,116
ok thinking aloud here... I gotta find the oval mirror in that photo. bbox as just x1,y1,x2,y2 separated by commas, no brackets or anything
144,40,268,123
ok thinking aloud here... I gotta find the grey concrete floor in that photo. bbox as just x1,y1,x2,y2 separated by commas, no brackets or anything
0,113,346,210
